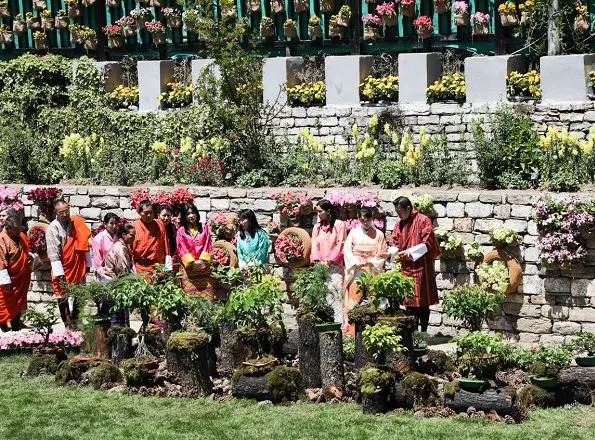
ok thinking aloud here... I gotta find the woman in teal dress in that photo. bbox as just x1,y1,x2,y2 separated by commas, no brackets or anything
236,209,270,269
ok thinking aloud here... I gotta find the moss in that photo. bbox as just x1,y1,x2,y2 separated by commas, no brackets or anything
443,380,460,397
122,356,158,387
348,303,379,326
55,358,103,385
265,366,304,403
528,361,547,377
517,385,548,408
426,350,455,373
90,362,123,389
166,331,210,352
26,349,68,376
107,326,137,344
401,372,439,407
296,304,334,324
231,355,277,382
360,365,393,395
144,326,165,355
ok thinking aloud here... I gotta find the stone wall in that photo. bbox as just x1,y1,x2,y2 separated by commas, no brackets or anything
16,185,595,344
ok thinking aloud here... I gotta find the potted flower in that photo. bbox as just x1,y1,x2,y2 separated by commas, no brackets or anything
274,229,310,267
506,70,541,100
337,5,351,27
283,18,297,39
150,0,165,8
412,331,429,357
0,1,9,18
498,1,518,27
40,9,54,31
26,12,41,31
0,23,13,44
463,241,484,263
293,0,308,13
182,9,200,33
158,82,193,108
359,75,399,102
108,85,139,110
574,4,590,33
518,0,535,26
362,14,382,41
376,2,397,26
64,0,80,18
27,187,62,222
528,345,572,389
163,8,182,29
33,30,49,50
475,260,509,294
146,20,166,45
287,81,326,107
13,14,26,35
456,332,502,392
472,11,490,35
130,7,152,30
452,1,469,26
69,24,83,44
569,332,595,367
55,9,69,30
207,212,238,241
33,0,46,11
80,26,97,51
260,16,274,37
270,0,284,13
265,221,281,244
271,191,314,225
412,15,432,39
115,16,137,37
434,0,450,14
410,194,435,217
81,0,96,6
248,0,261,13
435,227,463,258
399,0,415,17
443,285,504,332
307,15,322,38
320,0,334,13
328,15,344,38
103,24,124,49
106,0,121,7
489,227,519,248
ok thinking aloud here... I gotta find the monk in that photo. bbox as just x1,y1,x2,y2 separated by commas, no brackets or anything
131,200,172,275
46,199,92,328
0,217,32,332
390,196,440,332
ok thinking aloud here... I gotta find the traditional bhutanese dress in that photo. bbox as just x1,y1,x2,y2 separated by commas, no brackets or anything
390,209,440,308
236,229,270,269
92,229,118,280
342,225,389,336
176,223,214,301
131,219,172,275
311,219,347,324
0,231,31,325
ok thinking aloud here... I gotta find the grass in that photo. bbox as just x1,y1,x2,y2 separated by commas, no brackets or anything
1,355,594,440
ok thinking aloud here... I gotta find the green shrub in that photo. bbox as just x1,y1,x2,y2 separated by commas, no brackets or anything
377,160,407,188
360,366,393,394
265,366,304,403
442,285,505,331
362,321,405,360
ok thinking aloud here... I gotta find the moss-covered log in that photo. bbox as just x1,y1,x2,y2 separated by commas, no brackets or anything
90,362,123,389
55,356,102,385
122,356,159,387
297,317,321,388
219,322,251,375
108,326,136,365
354,325,374,370
362,389,390,414
232,375,269,401
543,381,593,407
445,388,516,415
27,347,68,376
266,366,304,403
349,304,378,370
319,329,344,391
166,331,213,395
558,367,595,389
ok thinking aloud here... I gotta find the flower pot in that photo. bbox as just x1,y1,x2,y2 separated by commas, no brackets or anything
413,347,428,357
401,4,414,17
152,32,166,45
520,11,531,26
284,25,298,39
33,0,46,11
434,2,449,14
0,32,13,44
41,17,54,32
107,35,124,49
260,25,274,37
299,200,313,216
248,0,261,13
167,15,182,29
222,6,237,19
307,24,322,39
270,0,284,13
454,12,469,26
337,14,350,27
500,12,518,27
473,22,488,35
150,0,164,7
417,28,432,39
34,38,49,50
362,389,389,414
26,17,41,31
123,26,136,38
575,356,595,367
84,38,98,50
320,0,335,13
55,17,69,30
458,377,489,392
382,13,397,27
185,20,197,33
68,5,80,18
0,6,10,17
530,375,559,389
13,21,26,36
70,29,83,44
574,15,590,33
328,24,343,38
294,0,308,13
364,26,379,41
81,0,96,6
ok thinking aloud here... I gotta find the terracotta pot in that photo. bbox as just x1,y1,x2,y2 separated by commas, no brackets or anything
328,24,343,38
271,0,284,13
454,12,469,26
84,38,98,50
213,240,238,268
307,24,322,39
382,13,397,27
152,32,166,45
337,13,350,27
0,32,13,44
417,28,432,39
574,15,590,33
275,227,312,268
34,38,49,50
401,4,414,17
26,17,41,31
364,27,379,41
13,21,26,36
473,22,488,35
68,5,80,18
167,15,182,29
294,0,309,13
137,18,148,30
320,0,335,13
106,0,120,6
33,0,46,11
284,24,298,39
248,0,261,13
260,24,274,37
500,12,518,27
55,16,69,30
481,249,522,294
41,17,54,32
0,6,10,17
107,35,124,49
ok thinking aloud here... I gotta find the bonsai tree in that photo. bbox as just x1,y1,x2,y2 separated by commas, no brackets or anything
362,321,406,362
368,269,415,315
568,332,595,365
442,284,505,331
150,271,188,338
22,303,58,347
292,263,333,323
529,344,572,379
65,281,112,322
456,332,503,381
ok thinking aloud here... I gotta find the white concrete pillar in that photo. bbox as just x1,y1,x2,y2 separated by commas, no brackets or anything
262,56,304,106
325,55,373,106
191,58,220,86
398,53,441,104
465,55,525,103
541,54,595,103
137,60,175,112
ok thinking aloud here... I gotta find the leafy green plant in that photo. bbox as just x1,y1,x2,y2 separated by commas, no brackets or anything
529,344,573,377
413,331,429,349
185,296,219,335
22,303,59,346
568,332,595,356
65,281,111,318
497,344,535,371
360,366,393,394
109,274,156,331
368,270,415,314
475,260,509,294
464,242,484,262
409,194,435,216
442,285,505,331
490,227,519,247
343,336,355,362
362,321,406,360
293,263,333,323
456,332,502,378
435,227,463,253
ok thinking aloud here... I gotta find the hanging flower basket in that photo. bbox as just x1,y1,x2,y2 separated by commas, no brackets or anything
500,12,518,27
0,5,10,17
473,22,488,35
150,0,165,7
307,24,322,38
33,0,46,11
320,0,335,13
0,31,13,44
248,0,261,13
12,21,26,35
166,15,182,29
337,12,350,27
222,6,237,19
34,37,49,50
152,32,166,45
401,4,414,17
122,25,136,37
382,13,397,27
26,16,41,30
294,0,309,13
260,24,274,37
55,16,69,30
213,240,238,268
284,23,298,38
328,24,343,38
434,1,450,14
364,26,379,41
81,0,96,6
84,38,98,51
270,0,284,13
417,28,432,39
574,15,590,33
520,11,531,26
68,5,80,18
274,227,312,268
106,0,120,6
108,35,124,49
41,17,55,32
481,250,522,294
455,12,469,26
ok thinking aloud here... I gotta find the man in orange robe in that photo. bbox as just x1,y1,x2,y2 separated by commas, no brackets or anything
131,200,172,275
0,217,32,332
46,199,92,328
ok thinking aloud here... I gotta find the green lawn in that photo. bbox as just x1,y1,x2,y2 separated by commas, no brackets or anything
1,355,594,440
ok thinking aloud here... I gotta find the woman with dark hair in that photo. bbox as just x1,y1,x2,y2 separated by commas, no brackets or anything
343,206,389,336
311,199,347,324
236,209,270,269
176,203,214,300
92,212,119,278
159,205,179,272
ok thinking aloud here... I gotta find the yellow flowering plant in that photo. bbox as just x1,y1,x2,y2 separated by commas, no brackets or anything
159,82,193,108
359,75,399,102
498,1,516,13
576,4,587,15
518,0,536,12
107,84,139,109
287,80,325,107
292,129,350,185
59,133,104,181
589,70,595,87
506,70,541,98
425,73,466,102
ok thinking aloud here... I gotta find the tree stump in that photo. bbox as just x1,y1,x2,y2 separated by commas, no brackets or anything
558,367,595,389
55,356,102,385
445,388,516,415
122,356,159,387
297,317,321,388
166,331,213,395
163,316,183,341
108,326,136,365
90,361,123,389
392,380,411,408
93,322,111,359
362,389,389,414
232,375,269,400
319,328,344,391
544,380,593,407
219,322,251,375
27,347,68,376
354,324,374,369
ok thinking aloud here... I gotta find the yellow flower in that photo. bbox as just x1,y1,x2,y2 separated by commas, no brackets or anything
151,141,167,153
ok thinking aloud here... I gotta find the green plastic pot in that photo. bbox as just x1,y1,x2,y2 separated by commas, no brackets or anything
575,355,595,367
530,375,559,389
458,378,489,392
413,347,428,357
315,323,342,333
